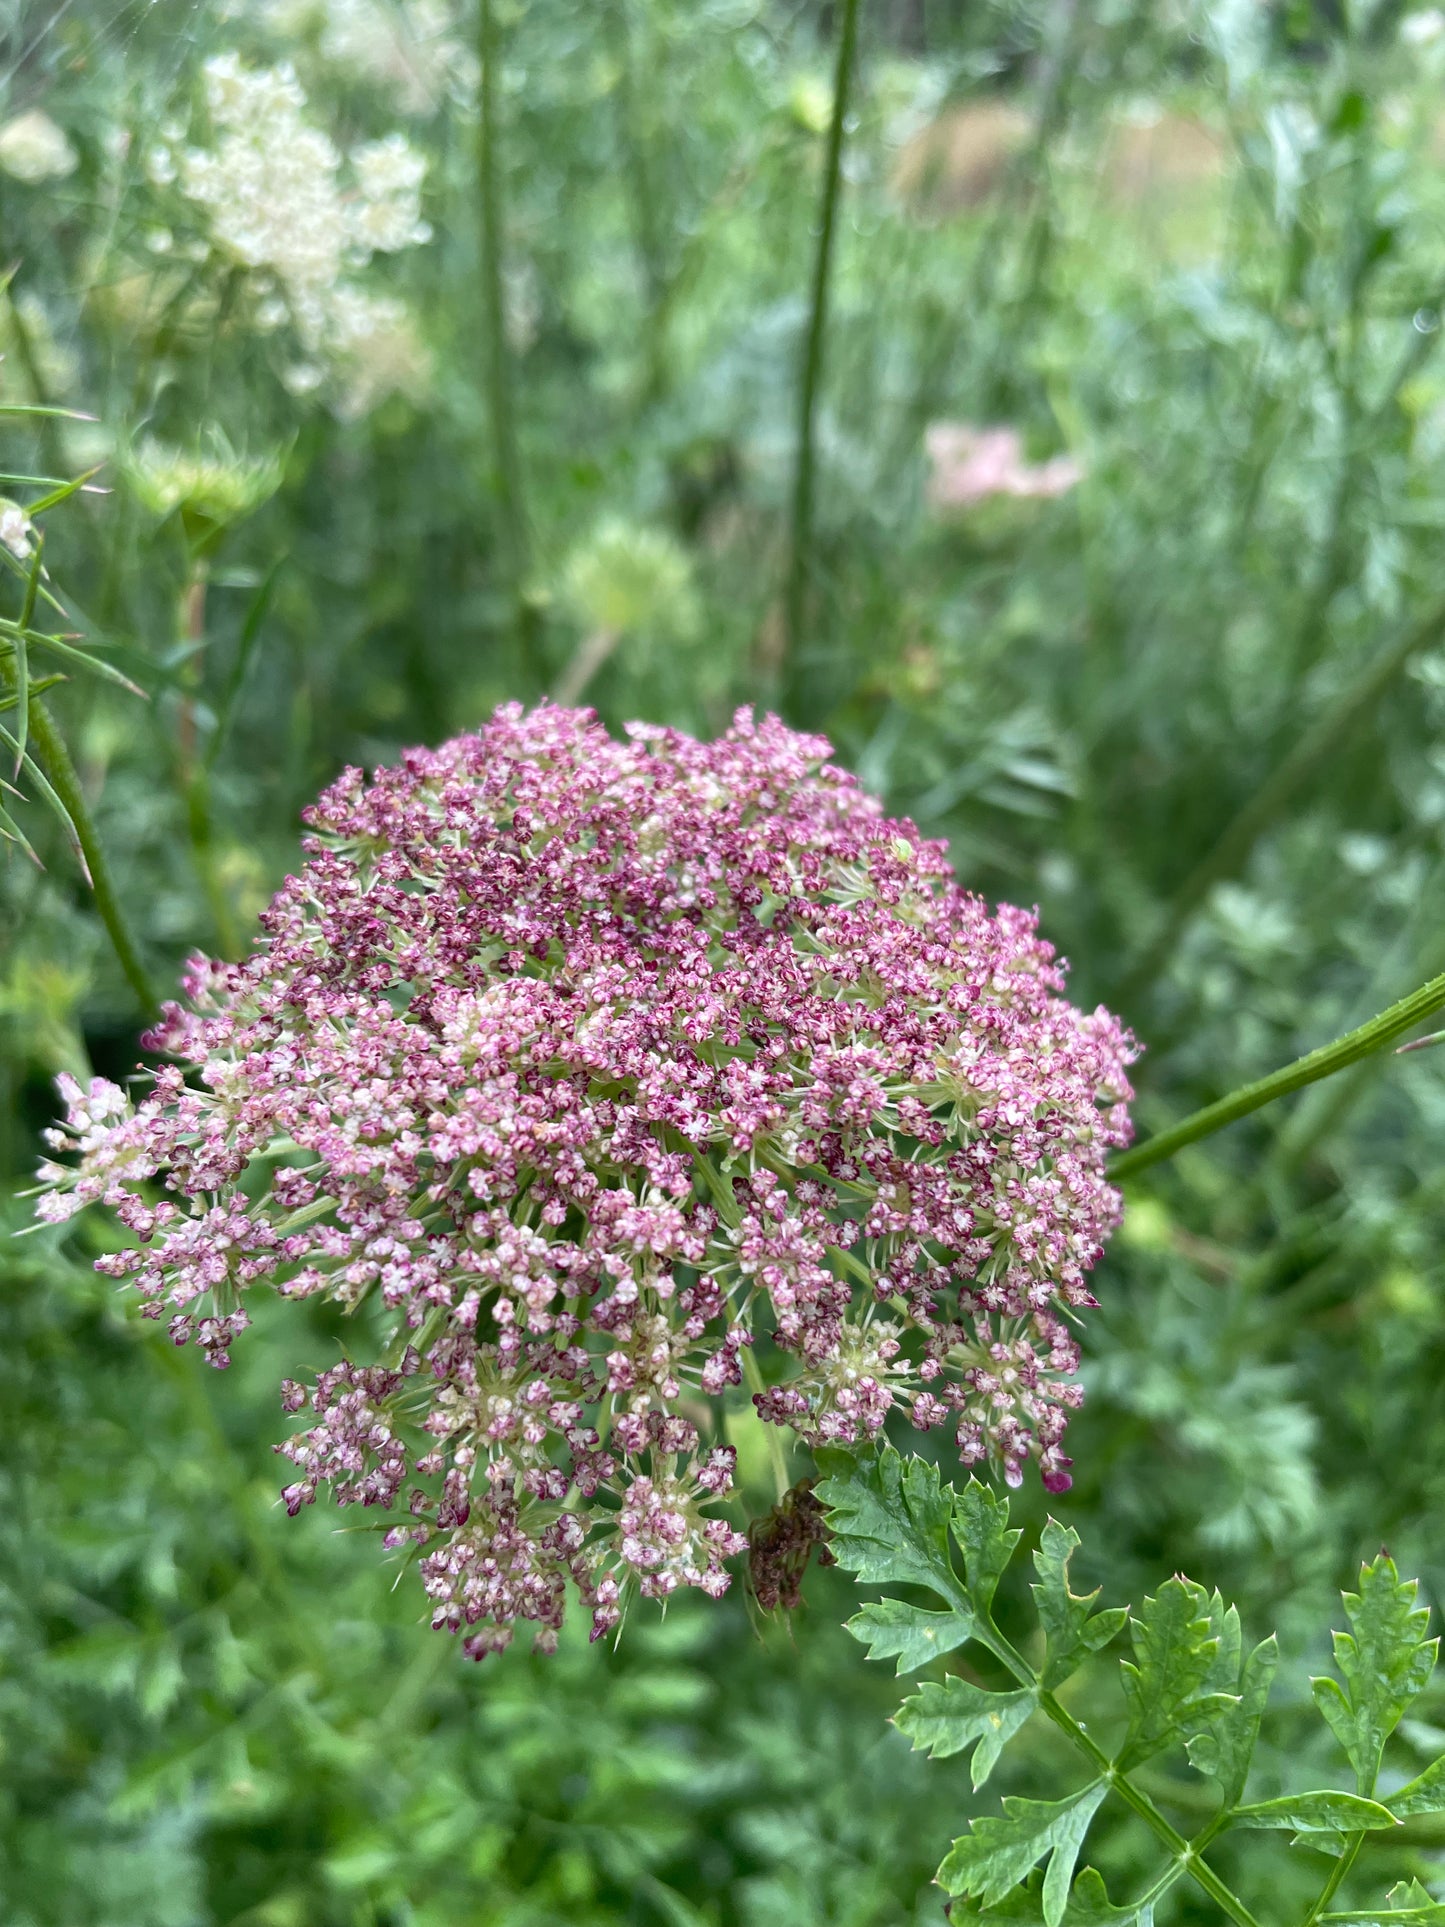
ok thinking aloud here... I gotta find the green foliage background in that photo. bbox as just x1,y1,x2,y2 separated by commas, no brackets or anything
7,0,1445,1919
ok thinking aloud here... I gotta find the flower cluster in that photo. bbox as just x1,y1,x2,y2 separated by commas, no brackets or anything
0,109,78,185
38,706,1133,1655
0,502,35,561
146,56,431,413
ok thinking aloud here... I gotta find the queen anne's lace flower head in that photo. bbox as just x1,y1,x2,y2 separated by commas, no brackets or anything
39,706,1134,1656
146,54,431,414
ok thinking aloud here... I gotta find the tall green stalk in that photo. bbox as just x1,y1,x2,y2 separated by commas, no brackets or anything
175,564,240,961
605,0,669,400
478,0,537,680
6,678,156,1012
1111,966,1445,1180
782,0,862,681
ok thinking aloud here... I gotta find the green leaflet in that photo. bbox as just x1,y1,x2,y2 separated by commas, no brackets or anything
1388,1753,1445,1817
1311,1556,1437,1794
814,1448,964,1599
894,1677,1038,1788
1186,1626,1278,1808
948,1866,1151,1924
1229,1790,1398,1831
846,1598,974,1674
954,1476,1023,1613
1321,1877,1445,1923
1118,1577,1232,1768
938,1784,1109,1927
1031,1520,1128,1689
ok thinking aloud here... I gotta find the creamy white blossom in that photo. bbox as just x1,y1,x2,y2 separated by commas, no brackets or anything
0,503,34,560
326,287,432,417
0,109,78,184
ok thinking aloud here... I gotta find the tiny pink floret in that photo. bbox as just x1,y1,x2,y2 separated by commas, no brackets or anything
38,704,1134,1654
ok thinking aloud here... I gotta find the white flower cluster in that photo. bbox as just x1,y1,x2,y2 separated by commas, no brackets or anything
0,109,77,184
148,55,432,413
0,503,34,561
267,0,477,112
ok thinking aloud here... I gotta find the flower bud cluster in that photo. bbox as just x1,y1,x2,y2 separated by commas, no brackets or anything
38,705,1133,1654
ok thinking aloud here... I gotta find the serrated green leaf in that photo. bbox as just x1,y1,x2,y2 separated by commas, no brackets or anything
1295,1828,1349,1856
938,1783,1108,1927
846,1597,975,1674
1388,1752,1445,1817
1119,1577,1231,1768
955,1478,1023,1611
895,1677,1038,1787
815,1447,962,1600
1312,1556,1437,1793
1231,1790,1398,1831
1032,1520,1128,1689
947,1866,1148,1923
1186,1632,1278,1807
1197,1593,1242,1693
1321,1877,1445,1924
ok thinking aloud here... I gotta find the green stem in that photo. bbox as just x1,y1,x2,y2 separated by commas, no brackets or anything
4,281,65,477
176,563,240,960
976,1618,1264,1927
1300,1831,1364,1927
477,0,538,682
605,0,669,401
1006,0,1085,336
10,682,156,1011
781,0,861,680
1110,967,1445,1181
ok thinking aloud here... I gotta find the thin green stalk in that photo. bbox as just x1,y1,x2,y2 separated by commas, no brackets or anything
1110,967,1445,1181
605,0,669,400
4,282,65,477
3,672,156,1011
477,0,538,682
782,0,861,679
1301,1832,1365,1927
1006,0,1085,335
1121,589,1445,1000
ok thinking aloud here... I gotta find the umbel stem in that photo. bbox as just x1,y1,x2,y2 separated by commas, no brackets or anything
1111,967,1445,1180
782,0,862,679
477,0,537,682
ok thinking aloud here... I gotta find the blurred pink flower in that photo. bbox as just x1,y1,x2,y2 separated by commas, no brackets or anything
925,422,1083,510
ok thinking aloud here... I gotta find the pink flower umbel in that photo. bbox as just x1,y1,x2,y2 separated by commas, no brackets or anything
925,422,1083,511
38,706,1134,1654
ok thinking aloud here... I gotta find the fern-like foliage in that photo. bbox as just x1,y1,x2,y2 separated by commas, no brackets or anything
817,1447,1445,1927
